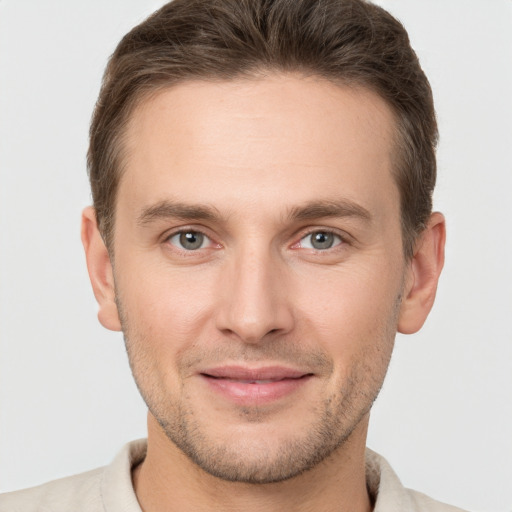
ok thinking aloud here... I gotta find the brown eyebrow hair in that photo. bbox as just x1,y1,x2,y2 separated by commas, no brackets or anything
137,198,372,227
287,200,372,223
137,200,223,226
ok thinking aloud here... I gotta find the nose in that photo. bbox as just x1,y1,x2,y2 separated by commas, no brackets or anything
215,244,294,344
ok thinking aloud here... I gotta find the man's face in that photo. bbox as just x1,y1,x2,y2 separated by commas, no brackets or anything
110,75,407,482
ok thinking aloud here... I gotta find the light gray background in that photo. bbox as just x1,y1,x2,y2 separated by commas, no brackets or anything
1,1,511,511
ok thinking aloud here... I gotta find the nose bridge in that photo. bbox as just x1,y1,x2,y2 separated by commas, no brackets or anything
216,238,293,342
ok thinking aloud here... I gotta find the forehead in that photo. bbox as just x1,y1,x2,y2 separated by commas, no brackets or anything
120,74,399,221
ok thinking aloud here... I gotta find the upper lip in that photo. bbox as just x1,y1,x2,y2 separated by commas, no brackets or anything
200,365,311,381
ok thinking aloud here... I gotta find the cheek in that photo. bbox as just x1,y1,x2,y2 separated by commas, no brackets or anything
116,269,217,401
295,268,399,402
116,261,220,353
294,262,402,354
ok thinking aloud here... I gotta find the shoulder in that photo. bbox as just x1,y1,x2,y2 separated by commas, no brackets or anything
0,467,104,512
0,439,146,512
366,448,469,512
406,488,469,512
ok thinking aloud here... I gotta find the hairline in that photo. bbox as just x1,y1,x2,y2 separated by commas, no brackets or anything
101,70,419,259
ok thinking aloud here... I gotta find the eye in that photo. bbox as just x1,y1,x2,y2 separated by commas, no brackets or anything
299,231,343,250
168,230,210,251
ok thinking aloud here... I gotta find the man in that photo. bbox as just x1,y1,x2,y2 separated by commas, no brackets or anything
0,0,466,510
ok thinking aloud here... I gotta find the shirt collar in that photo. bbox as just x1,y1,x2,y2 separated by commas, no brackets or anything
100,440,414,512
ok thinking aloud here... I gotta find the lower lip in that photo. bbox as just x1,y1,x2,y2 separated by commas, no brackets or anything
201,375,312,405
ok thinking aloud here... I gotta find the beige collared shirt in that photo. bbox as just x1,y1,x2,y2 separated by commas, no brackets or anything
0,440,467,511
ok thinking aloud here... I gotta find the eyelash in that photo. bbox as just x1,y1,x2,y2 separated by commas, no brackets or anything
163,227,349,254
293,229,347,252
164,228,218,253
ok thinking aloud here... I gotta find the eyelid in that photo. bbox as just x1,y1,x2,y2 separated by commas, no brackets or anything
161,224,351,251
162,225,221,250
291,227,351,250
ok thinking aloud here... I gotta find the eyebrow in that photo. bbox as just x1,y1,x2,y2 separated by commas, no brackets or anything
136,198,372,227
137,200,223,226
286,200,372,223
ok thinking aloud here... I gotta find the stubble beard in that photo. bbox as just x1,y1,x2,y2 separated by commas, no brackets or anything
117,292,401,484
149,371,373,484
121,337,395,484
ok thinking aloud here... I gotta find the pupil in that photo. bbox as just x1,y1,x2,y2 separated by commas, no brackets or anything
312,232,333,249
180,231,203,250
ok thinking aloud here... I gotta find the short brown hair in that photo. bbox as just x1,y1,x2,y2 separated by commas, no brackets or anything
88,0,437,258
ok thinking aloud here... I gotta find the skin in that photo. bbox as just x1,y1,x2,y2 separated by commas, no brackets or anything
82,74,445,512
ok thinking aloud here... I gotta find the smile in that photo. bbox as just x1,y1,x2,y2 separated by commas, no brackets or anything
226,379,286,384
199,366,313,405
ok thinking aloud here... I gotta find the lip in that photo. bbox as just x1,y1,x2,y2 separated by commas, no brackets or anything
199,365,314,405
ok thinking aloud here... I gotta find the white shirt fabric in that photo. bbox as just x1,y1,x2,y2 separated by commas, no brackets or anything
0,439,467,511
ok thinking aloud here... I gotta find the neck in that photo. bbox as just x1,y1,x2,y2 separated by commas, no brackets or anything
132,414,373,512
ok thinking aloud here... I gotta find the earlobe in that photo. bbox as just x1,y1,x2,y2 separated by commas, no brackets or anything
81,207,122,332
397,212,446,335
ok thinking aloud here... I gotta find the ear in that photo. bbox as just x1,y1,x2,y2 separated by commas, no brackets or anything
398,212,446,334
81,206,122,331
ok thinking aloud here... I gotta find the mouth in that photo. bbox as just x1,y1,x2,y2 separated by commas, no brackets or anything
199,365,314,405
